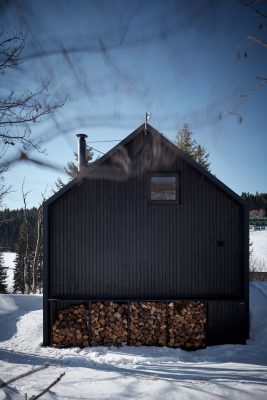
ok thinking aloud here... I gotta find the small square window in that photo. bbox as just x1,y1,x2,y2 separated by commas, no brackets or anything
150,176,176,201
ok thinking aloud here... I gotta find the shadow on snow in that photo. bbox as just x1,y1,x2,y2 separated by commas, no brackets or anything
0,348,267,387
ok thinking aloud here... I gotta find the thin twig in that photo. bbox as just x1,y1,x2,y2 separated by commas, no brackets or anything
0,364,49,389
29,372,65,400
248,35,267,49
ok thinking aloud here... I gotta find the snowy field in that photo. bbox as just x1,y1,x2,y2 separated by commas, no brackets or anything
0,283,267,399
250,230,267,269
3,253,16,293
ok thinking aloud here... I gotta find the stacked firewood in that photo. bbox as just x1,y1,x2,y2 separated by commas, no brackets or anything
168,301,206,349
91,301,128,346
52,300,206,349
52,303,90,347
129,302,167,346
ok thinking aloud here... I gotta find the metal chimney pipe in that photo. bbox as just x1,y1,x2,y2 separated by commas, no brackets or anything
76,133,88,172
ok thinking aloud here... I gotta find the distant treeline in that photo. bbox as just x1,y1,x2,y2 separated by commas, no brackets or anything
241,192,267,214
0,208,38,252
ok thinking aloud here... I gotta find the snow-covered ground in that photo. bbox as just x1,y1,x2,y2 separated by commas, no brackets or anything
0,283,267,399
250,230,267,269
0,232,266,398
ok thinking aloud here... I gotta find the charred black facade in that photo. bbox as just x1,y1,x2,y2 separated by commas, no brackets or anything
43,124,249,346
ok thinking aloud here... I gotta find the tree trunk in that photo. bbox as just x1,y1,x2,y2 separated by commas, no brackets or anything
22,181,30,294
32,205,42,294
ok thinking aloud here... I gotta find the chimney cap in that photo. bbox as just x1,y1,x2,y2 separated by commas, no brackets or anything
76,133,88,139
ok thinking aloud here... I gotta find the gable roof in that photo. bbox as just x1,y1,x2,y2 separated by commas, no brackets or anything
45,123,244,207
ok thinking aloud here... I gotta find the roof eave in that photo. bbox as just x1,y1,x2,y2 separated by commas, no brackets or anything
44,122,244,208
43,177,78,208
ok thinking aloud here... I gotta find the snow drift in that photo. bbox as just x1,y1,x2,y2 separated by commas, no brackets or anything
0,294,17,315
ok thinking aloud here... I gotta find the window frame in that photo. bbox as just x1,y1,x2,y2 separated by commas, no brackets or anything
148,172,181,205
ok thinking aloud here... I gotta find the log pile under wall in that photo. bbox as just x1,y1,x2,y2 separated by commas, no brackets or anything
168,301,206,348
129,302,167,346
91,301,128,346
52,300,206,350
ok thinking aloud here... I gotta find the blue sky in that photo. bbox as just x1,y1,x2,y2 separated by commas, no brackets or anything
1,0,267,209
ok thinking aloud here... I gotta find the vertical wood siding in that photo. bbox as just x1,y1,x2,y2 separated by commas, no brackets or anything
48,134,244,301
207,301,247,344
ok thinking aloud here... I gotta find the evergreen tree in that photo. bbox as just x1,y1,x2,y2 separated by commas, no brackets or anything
13,252,25,293
55,146,94,190
54,177,65,192
176,124,211,171
13,211,37,293
0,208,24,252
194,144,210,171
36,250,43,293
0,252,8,293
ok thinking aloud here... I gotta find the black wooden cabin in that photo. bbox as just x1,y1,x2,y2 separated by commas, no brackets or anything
43,123,249,346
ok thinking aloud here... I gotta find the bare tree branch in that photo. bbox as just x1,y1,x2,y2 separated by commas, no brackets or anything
0,364,49,389
248,35,267,48
220,75,267,122
0,181,11,208
3,150,64,172
29,372,65,400
0,80,65,152
0,27,66,207
220,1,267,122
0,31,25,72
0,29,65,153
243,1,267,19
